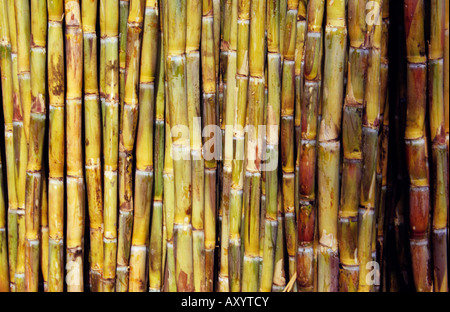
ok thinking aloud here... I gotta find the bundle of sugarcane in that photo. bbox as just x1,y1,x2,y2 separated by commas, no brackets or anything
0,0,449,294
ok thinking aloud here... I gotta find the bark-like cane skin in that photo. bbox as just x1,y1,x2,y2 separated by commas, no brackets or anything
404,0,433,292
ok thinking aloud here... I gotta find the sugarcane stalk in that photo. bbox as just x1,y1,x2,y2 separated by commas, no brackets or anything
241,0,265,292
161,0,176,292
119,0,129,113
103,0,119,292
116,0,145,292
128,0,159,292
24,0,47,292
280,0,287,62
184,0,204,293
14,0,31,292
201,0,218,293
403,0,433,292
217,0,233,293
6,0,19,292
100,0,106,152
149,13,165,291
64,0,85,292
296,0,317,293
375,0,390,290
0,153,8,292
445,0,449,166
294,0,307,225
40,172,48,291
280,0,300,291
47,0,65,292
260,0,281,293
166,0,194,292
228,0,247,292
357,0,382,292
216,2,228,276
0,0,15,292
317,0,346,292
82,0,103,292
428,0,448,293
272,188,286,292
338,0,367,292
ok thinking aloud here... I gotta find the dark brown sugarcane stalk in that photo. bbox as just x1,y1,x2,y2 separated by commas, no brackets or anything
404,0,433,292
